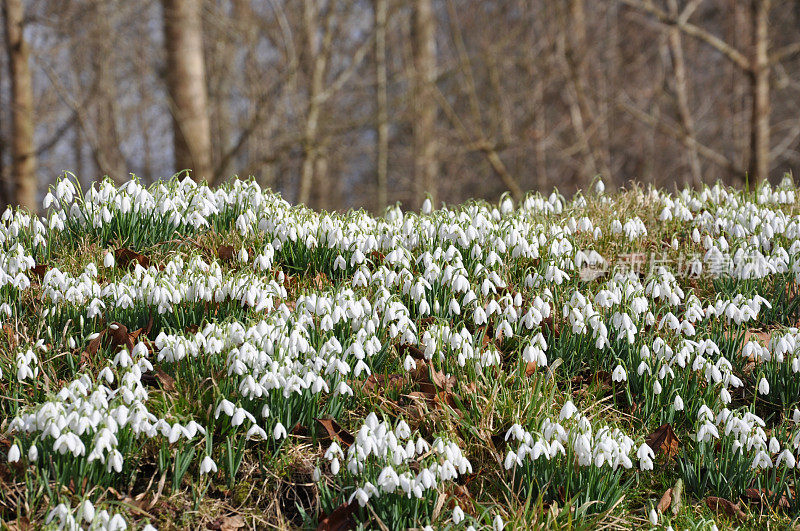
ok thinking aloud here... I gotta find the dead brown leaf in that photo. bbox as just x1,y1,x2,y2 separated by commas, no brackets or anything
657,488,672,513
207,515,246,531
744,488,791,510
705,496,747,520
645,423,680,458
85,329,106,356
317,502,356,531
108,322,134,351
316,418,355,448
142,369,176,392
3,324,18,349
399,343,425,360
30,264,48,279
356,373,406,394
217,245,235,262
115,248,150,269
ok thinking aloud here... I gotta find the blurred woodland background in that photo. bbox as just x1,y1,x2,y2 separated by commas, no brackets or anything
1,0,800,212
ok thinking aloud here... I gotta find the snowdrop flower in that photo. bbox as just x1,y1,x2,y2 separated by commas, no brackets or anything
751,449,772,469
769,437,780,454
673,394,684,411
595,179,605,194
421,197,432,215
493,514,505,531
649,508,658,526
81,499,95,523
453,505,465,525
559,401,578,420
637,443,654,471
104,251,115,268
758,377,770,395
720,387,731,404
776,449,796,468
273,422,287,440
199,455,217,475
611,365,627,382
7,444,20,463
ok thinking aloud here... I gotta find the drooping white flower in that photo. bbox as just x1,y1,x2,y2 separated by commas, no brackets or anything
7,444,20,463
673,394,684,411
559,401,577,421
453,505,465,525
199,456,217,475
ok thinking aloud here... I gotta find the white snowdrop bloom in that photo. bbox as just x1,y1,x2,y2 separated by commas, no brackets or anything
720,387,731,404
611,365,627,382
199,455,217,475
273,422,287,440
758,377,770,395
559,401,577,421
595,179,605,194
769,437,780,454
695,422,719,443
421,197,433,215
109,513,128,530
493,514,505,531
452,505,465,525
7,444,20,463
793,409,800,424
330,457,341,475
27,445,38,462
81,499,95,523
652,380,662,395
104,251,115,268
637,443,654,471
776,449,796,468
751,449,773,469
649,508,658,526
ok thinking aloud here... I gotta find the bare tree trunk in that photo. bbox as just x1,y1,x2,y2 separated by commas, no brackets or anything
533,79,547,193
749,0,771,182
162,0,213,183
91,1,127,183
2,0,37,211
666,0,702,185
73,121,84,181
0,62,6,208
297,0,334,207
374,0,389,211
412,0,437,206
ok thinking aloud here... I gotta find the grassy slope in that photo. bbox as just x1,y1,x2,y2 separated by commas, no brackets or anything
1,181,799,530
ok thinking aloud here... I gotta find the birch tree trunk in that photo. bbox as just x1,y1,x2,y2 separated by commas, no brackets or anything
749,0,771,182
2,0,37,211
162,0,213,183
374,0,389,211
412,0,437,206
